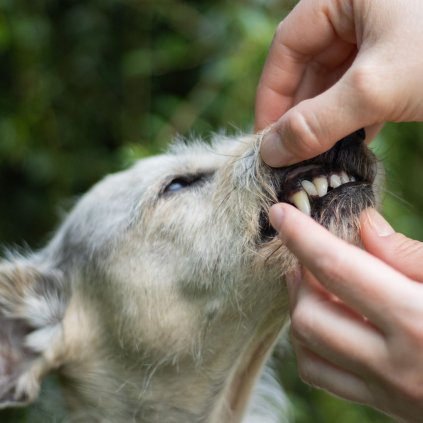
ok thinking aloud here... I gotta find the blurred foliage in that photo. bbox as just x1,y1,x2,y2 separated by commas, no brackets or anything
0,0,421,422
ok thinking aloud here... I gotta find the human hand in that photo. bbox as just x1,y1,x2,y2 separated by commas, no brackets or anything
256,0,423,167
269,205,423,422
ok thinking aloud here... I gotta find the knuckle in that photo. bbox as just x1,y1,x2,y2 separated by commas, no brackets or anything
391,234,414,254
291,306,314,344
393,235,423,272
404,385,423,405
274,19,288,41
399,238,423,259
405,377,423,404
387,368,423,405
387,292,423,341
283,109,324,159
396,318,423,349
297,359,318,387
297,360,311,383
348,65,388,117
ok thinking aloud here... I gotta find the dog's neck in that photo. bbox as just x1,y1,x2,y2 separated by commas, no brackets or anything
59,283,287,423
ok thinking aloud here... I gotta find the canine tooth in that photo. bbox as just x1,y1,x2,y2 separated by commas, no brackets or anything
330,174,342,188
301,180,318,196
350,175,356,182
289,190,311,215
313,176,328,197
340,171,350,184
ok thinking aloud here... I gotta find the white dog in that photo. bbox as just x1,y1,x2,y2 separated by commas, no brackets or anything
0,131,381,422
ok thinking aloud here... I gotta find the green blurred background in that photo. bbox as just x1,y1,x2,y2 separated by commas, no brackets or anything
0,0,421,421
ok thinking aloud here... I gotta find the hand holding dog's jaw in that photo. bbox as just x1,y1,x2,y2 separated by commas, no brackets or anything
256,0,423,167
271,204,423,422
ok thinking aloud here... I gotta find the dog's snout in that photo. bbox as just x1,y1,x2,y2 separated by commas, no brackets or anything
254,130,381,244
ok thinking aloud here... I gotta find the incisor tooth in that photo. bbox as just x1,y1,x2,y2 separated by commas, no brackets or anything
340,171,350,184
301,180,318,196
330,174,342,188
289,190,311,215
313,176,328,197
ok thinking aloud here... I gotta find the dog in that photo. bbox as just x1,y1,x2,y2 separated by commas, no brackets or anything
0,130,381,422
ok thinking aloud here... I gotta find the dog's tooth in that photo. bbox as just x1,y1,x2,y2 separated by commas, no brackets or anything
329,174,342,188
340,171,350,184
350,175,356,182
301,180,318,196
289,190,311,215
313,176,328,197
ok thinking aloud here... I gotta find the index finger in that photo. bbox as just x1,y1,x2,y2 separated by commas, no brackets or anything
255,0,355,130
270,203,414,331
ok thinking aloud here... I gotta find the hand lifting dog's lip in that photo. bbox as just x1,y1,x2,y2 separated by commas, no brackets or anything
259,129,381,244
0,130,382,423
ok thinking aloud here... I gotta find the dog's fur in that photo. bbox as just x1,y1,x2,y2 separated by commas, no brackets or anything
0,133,381,422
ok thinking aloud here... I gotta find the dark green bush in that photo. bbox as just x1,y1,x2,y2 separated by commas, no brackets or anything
0,1,419,421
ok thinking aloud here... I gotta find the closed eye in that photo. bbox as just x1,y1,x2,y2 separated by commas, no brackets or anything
162,173,213,195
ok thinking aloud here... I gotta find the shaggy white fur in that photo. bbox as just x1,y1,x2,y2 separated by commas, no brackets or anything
0,133,381,422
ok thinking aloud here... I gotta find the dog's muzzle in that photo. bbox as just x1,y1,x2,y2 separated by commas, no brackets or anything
260,130,378,242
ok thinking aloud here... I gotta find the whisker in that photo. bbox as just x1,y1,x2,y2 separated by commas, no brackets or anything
264,243,284,265
382,189,413,209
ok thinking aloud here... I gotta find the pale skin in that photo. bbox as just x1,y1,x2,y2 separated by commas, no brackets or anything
256,0,423,166
256,0,423,421
270,206,423,422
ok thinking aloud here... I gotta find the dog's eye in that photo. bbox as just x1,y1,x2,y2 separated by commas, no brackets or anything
162,173,211,195
165,178,191,193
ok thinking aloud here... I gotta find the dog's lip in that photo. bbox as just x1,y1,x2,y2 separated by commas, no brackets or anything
258,178,373,244
275,141,376,215
278,129,375,191
283,164,321,182
258,130,378,243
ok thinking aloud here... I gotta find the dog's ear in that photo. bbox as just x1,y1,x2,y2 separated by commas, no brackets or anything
0,259,69,409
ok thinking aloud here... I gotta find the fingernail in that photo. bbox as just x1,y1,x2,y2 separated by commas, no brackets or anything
261,131,295,167
365,208,394,237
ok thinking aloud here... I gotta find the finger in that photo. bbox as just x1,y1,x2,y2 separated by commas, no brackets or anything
361,208,423,281
290,41,356,107
255,36,355,131
294,344,374,406
255,0,356,131
269,203,413,330
291,270,386,375
286,267,303,312
365,123,384,144
260,63,388,167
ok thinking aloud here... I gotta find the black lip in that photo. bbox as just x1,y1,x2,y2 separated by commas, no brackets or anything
308,181,374,221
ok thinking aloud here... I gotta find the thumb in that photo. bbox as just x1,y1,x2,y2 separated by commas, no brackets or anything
360,208,423,281
260,67,384,167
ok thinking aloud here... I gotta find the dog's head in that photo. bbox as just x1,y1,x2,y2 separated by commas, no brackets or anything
0,132,381,421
